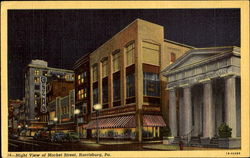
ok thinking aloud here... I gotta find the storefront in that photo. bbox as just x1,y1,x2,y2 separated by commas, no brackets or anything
85,114,165,139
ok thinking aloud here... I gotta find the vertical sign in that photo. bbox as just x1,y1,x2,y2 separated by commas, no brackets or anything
40,76,47,113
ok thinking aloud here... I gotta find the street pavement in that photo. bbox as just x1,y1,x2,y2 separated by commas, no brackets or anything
9,136,228,151
8,136,162,151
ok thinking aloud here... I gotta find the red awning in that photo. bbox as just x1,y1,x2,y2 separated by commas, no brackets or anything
143,115,166,127
85,115,166,129
85,115,135,129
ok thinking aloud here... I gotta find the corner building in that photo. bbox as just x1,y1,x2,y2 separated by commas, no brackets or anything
84,19,193,142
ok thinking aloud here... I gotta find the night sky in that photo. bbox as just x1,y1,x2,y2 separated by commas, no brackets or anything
8,9,240,100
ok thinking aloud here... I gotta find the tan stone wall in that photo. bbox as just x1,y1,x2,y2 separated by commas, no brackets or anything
161,40,193,125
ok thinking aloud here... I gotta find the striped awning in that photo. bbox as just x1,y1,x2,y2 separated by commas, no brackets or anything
143,115,166,127
85,115,135,129
85,115,166,129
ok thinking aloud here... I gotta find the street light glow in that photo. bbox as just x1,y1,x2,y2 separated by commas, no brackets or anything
94,104,102,110
74,109,80,115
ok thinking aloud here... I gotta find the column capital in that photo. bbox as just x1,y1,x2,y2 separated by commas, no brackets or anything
220,73,237,79
199,78,211,84
166,87,175,91
179,83,191,88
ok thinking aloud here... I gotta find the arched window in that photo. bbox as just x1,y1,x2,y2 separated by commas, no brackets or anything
170,53,176,62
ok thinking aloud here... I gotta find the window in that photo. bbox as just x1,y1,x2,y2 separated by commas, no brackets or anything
93,87,98,106
102,82,108,104
92,65,98,83
78,72,86,85
143,72,160,96
126,42,135,66
83,103,87,114
65,74,70,80
142,41,160,66
113,78,120,101
34,70,40,76
126,73,135,98
35,85,40,90
113,52,120,72
102,59,109,78
34,100,37,105
34,77,40,83
170,53,176,63
78,88,87,100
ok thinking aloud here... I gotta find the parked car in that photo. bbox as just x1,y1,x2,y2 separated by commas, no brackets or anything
50,132,67,143
65,132,80,142
33,131,50,141
10,133,19,139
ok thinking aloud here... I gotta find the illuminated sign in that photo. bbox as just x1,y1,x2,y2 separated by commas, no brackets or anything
40,76,47,113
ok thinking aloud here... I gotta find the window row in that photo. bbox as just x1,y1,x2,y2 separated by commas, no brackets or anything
77,72,87,85
92,42,135,82
92,72,160,107
77,88,87,100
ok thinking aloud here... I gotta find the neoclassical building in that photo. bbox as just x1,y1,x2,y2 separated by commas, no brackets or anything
161,46,241,139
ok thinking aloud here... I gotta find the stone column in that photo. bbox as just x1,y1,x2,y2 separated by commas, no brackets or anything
224,76,237,138
169,89,177,137
183,86,192,136
203,80,215,138
179,90,184,136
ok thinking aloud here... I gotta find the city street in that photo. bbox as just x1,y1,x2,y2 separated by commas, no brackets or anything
9,137,162,151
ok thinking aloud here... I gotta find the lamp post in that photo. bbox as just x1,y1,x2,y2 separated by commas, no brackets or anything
18,125,21,136
53,117,58,133
93,104,102,144
74,109,80,137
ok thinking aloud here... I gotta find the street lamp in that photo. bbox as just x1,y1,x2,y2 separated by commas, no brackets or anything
93,104,102,144
74,109,80,137
53,117,58,133
18,125,21,136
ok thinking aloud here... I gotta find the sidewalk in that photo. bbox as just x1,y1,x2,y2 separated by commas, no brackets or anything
143,144,229,151
80,139,162,145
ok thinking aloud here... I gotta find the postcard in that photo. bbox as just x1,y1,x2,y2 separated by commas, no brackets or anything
1,1,249,158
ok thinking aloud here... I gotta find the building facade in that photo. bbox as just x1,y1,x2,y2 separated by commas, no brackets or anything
74,19,193,142
162,46,241,141
73,53,91,138
24,60,74,135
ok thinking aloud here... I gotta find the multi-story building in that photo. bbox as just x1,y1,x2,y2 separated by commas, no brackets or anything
8,99,25,135
74,19,193,142
24,60,74,135
73,53,91,138
47,89,75,134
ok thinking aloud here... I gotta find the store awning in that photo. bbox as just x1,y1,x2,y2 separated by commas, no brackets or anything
85,115,166,129
143,115,166,127
85,115,135,129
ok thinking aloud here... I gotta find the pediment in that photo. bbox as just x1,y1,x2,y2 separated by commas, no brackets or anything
163,47,237,73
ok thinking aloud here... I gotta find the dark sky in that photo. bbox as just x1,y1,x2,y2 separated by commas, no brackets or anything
8,9,240,100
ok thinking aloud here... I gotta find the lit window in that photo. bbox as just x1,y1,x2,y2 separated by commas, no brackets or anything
143,72,160,96
113,52,120,72
34,77,40,83
78,72,86,85
78,88,87,100
126,42,135,66
34,70,40,76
